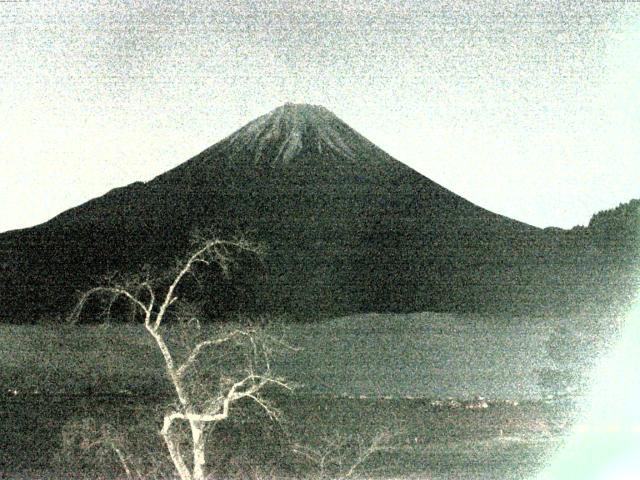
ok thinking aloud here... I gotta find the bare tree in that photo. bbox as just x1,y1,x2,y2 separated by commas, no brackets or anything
292,431,397,479
71,235,293,480
60,417,146,480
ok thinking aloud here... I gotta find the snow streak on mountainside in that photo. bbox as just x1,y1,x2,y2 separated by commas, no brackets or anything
223,103,357,165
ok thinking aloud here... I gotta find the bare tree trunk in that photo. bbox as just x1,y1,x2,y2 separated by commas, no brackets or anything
162,417,193,480
190,420,207,480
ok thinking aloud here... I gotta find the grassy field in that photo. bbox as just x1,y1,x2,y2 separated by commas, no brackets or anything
0,312,613,479
1,392,573,479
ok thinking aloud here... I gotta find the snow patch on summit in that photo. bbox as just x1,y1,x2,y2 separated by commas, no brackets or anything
225,103,356,165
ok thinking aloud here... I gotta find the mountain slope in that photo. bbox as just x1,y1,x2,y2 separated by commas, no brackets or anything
0,104,636,322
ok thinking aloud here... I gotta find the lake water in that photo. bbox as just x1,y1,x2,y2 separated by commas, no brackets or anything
280,312,611,401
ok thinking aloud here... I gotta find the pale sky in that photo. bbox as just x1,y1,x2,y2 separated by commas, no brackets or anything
1,0,639,232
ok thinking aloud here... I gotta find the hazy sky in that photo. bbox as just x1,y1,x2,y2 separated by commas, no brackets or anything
1,0,639,232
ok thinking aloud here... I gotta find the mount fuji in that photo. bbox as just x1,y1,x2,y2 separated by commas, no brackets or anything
0,104,636,322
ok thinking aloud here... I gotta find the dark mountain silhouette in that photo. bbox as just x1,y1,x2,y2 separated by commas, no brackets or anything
0,104,638,322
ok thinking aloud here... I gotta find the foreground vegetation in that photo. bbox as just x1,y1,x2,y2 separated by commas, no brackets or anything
0,309,601,479
1,390,573,479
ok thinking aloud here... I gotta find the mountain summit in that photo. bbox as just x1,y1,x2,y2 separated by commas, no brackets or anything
187,103,390,177
0,105,636,322
223,103,359,165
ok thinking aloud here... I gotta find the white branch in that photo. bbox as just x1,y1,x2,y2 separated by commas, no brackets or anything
153,239,256,331
110,443,134,480
344,432,395,478
293,431,396,479
245,393,280,420
145,323,187,405
154,243,209,330
69,286,150,324
161,374,291,435
141,281,155,319
176,330,250,377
